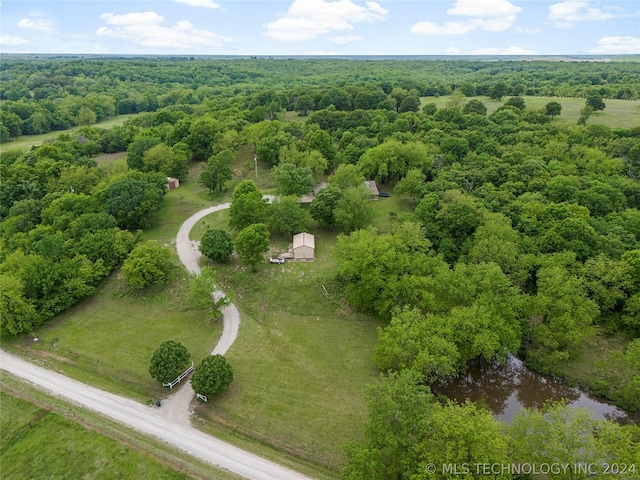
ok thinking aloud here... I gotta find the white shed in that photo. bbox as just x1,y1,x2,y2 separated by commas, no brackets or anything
292,232,315,260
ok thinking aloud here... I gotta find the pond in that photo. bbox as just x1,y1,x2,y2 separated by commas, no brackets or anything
432,355,638,425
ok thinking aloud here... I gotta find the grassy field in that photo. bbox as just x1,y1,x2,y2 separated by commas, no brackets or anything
0,114,138,153
421,95,640,129
0,391,195,480
0,374,242,480
186,195,410,470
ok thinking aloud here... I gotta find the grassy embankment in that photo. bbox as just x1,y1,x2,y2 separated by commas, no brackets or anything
0,114,137,153
422,95,640,129
0,374,241,480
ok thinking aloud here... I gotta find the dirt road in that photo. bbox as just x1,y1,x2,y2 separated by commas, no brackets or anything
1,197,314,480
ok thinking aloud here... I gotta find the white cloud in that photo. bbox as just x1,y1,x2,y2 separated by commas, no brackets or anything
331,35,361,44
101,12,164,26
264,0,388,42
445,46,461,54
516,27,541,34
473,45,535,55
587,36,640,54
412,0,520,36
97,11,232,49
447,0,521,18
175,0,220,8
17,18,53,32
547,1,619,28
0,34,29,46
411,21,474,36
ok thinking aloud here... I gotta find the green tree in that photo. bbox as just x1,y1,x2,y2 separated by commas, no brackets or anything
342,370,437,480
121,241,173,289
269,195,309,237
294,95,315,116
505,96,526,110
127,135,161,171
526,264,599,368
76,105,97,126
199,228,233,262
310,185,342,229
393,168,425,206
234,223,270,271
398,95,420,113
334,185,374,233
101,173,165,231
328,164,365,190
187,267,230,319
463,99,487,115
186,116,222,162
545,101,562,119
586,94,606,111
273,162,314,196
200,149,234,193
0,274,39,336
228,182,268,231
488,82,508,100
149,340,191,385
190,355,234,398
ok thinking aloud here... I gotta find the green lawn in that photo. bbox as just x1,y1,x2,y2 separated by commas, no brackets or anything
0,391,193,480
421,95,640,129
0,114,138,153
186,198,413,470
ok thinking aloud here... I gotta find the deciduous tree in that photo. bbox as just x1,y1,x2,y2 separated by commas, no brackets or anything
121,240,173,289
200,228,233,262
149,340,191,384
234,223,270,271
191,354,234,397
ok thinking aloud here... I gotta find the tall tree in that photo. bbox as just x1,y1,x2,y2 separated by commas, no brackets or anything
273,163,314,196
191,355,234,398
199,228,233,263
234,223,270,271
121,240,173,289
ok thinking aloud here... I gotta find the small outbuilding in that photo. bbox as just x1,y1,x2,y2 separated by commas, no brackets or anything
166,177,180,191
363,180,379,199
292,232,315,260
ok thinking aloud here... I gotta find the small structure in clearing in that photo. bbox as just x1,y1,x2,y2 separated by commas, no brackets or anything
363,180,379,199
292,232,315,260
167,177,180,191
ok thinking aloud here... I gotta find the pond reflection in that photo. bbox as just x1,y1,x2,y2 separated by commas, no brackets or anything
432,356,637,424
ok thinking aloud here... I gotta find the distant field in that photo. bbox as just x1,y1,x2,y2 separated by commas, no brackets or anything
422,95,640,129
0,391,192,480
0,114,137,153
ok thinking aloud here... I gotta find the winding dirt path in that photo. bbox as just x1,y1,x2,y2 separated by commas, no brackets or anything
0,197,312,480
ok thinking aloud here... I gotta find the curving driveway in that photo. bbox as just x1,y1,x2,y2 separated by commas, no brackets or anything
0,197,313,480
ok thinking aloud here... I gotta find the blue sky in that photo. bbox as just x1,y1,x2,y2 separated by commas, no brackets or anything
1,0,639,55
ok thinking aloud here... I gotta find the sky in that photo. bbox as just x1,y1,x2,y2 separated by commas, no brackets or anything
1,0,639,56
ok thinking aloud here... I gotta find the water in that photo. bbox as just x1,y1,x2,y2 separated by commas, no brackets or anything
432,355,637,424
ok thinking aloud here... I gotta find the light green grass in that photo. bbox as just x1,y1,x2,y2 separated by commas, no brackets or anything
6,273,224,402
1,373,242,480
187,204,411,470
421,95,640,129
0,391,193,480
0,114,138,153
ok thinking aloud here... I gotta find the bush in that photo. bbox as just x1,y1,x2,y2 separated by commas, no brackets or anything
149,340,191,384
121,240,173,288
200,228,233,262
190,355,234,397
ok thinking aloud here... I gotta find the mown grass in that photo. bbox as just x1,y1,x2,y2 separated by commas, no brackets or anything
0,391,194,480
185,198,413,470
0,373,242,480
421,95,640,129
6,273,224,402
0,114,137,153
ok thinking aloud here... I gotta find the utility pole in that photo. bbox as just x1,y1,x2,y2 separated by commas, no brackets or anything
254,154,258,179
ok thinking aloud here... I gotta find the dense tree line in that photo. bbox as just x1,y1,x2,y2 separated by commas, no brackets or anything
2,56,640,141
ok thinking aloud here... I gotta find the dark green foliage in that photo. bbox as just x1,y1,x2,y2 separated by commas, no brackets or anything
200,150,234,193
149,340,191,384
121,241,173,289
310,185,342,229
273,163,314,196
269,196,309,237
101,173,165,231
586,94,606,111
545,101,562,119
228,182,268,231
234,223,270,271
199,228,233,262
190,355,234,398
